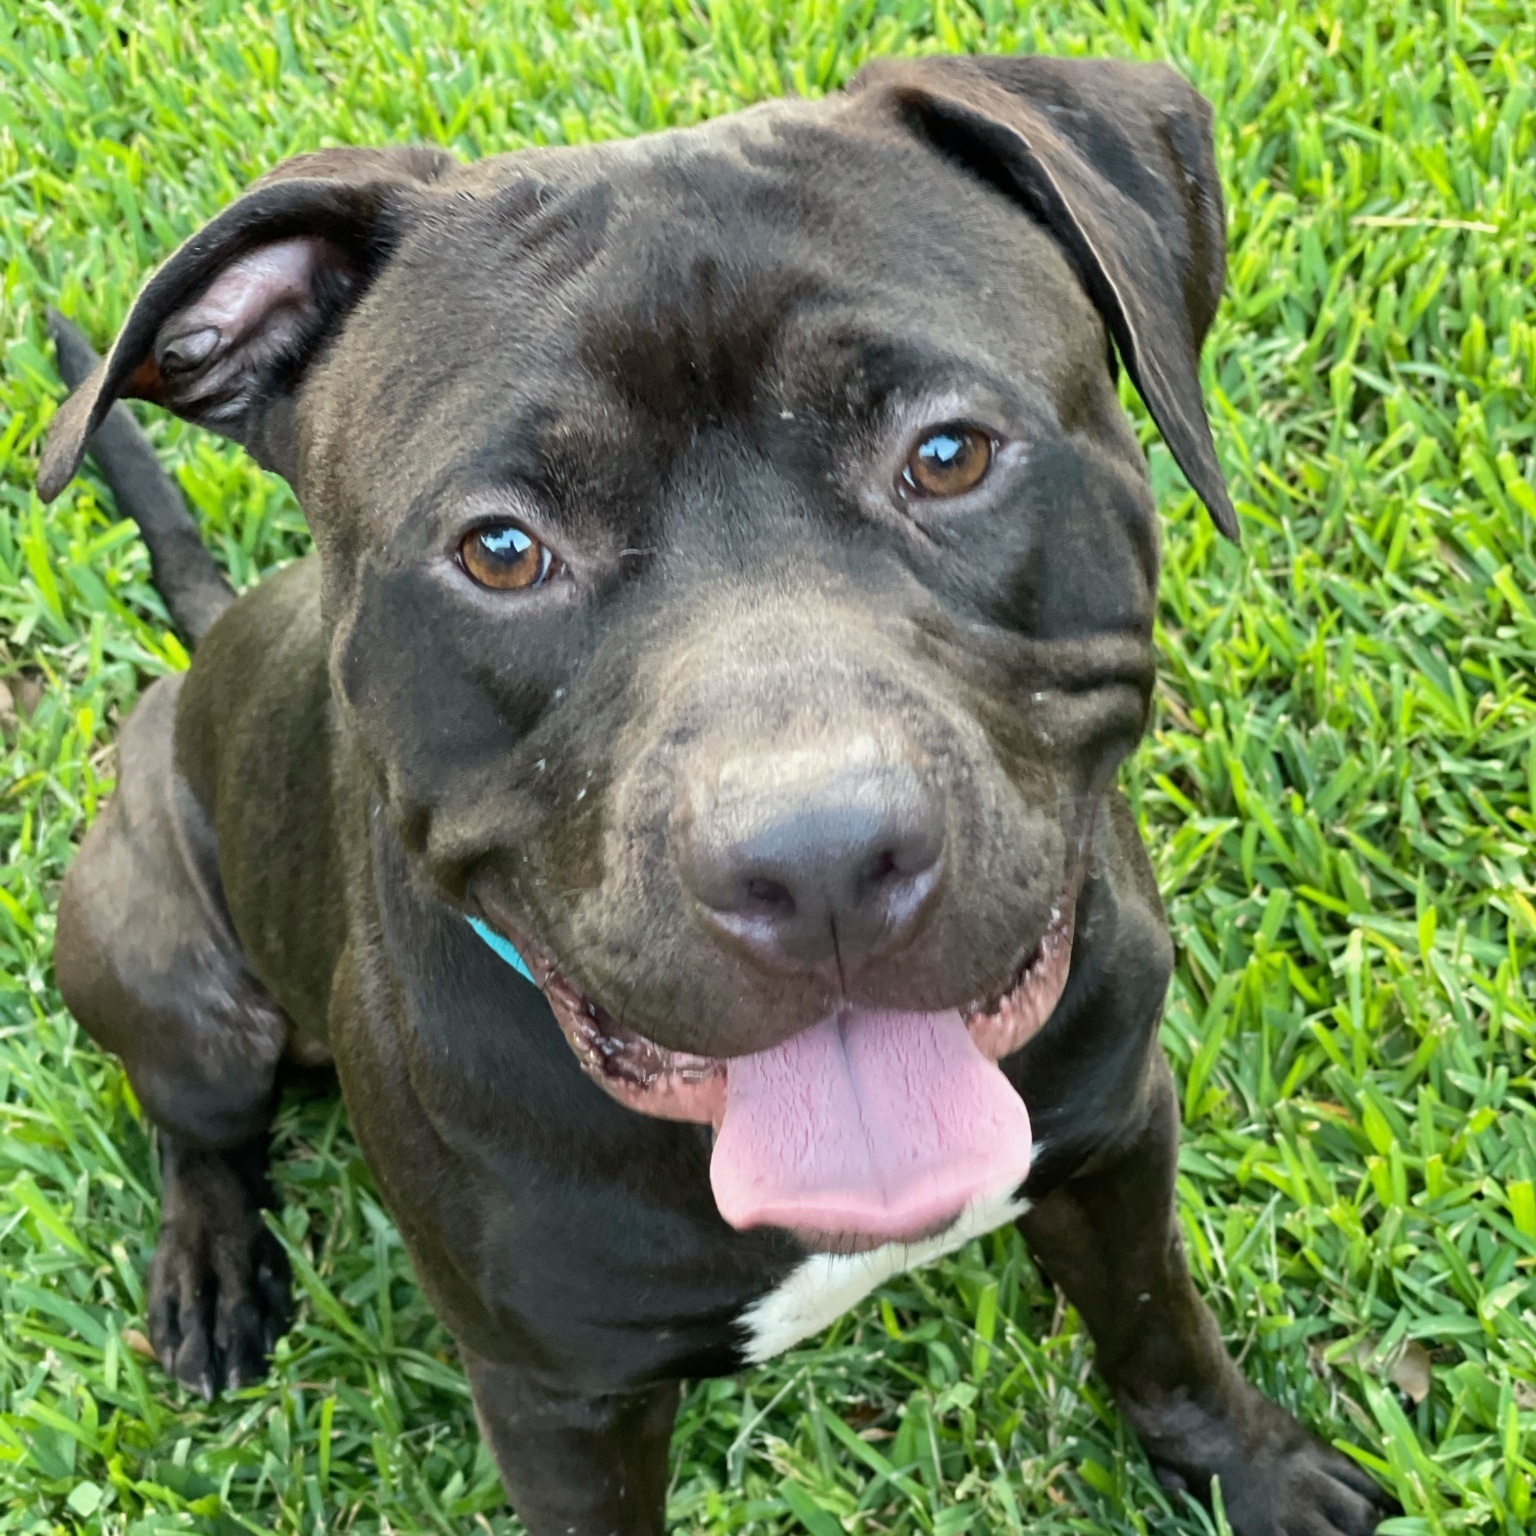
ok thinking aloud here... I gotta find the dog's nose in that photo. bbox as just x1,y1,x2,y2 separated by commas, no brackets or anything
678,748,945,977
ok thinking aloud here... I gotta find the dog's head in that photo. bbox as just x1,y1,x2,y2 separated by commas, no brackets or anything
41,55,1231,1249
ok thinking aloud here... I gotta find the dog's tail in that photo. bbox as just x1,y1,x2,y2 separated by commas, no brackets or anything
47,309,235,648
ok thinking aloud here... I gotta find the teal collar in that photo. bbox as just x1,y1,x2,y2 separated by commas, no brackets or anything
467,915,537,986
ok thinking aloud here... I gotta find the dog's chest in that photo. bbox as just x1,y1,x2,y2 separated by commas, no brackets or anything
735,1189,1029,1364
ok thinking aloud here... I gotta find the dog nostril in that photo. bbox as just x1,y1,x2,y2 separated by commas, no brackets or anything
743,875,795,915
861,821,944,892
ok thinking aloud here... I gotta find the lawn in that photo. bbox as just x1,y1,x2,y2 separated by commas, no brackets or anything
2,1,1535,1532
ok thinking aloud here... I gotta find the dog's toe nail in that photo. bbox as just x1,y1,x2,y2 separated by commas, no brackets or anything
198,1373,215,1402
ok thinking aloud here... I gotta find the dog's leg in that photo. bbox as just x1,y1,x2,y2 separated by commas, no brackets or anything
146,1132,291,1398
462,1349,678,1536
1018,1060,1395,1536
56,675,293,1397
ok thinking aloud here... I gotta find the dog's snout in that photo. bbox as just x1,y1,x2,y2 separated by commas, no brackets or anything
677,745,945,978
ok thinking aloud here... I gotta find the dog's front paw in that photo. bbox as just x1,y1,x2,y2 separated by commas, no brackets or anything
147,1140,293,1399
1140,1385,1398,1536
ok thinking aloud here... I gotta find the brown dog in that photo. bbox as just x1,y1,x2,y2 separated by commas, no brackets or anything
41,53,1394,1536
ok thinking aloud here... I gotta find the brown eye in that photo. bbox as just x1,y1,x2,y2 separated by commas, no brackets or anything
458,521,556,591
902,424,993,498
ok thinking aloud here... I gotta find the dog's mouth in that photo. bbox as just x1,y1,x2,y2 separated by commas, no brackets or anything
479,897,1074,1254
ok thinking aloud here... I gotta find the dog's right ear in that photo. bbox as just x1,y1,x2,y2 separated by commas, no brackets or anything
37,145,456,502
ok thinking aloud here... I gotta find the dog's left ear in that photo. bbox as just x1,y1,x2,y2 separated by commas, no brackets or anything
851,55,1238,541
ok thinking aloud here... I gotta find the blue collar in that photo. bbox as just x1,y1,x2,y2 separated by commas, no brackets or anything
467,915,537,986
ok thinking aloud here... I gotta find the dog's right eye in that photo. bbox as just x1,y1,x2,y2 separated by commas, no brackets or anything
458,522,558,592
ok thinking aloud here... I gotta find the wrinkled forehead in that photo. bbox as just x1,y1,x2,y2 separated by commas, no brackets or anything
311,96,1105,516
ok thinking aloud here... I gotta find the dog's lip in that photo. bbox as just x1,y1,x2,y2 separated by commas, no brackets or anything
472,887,1078,1121
961,896,1076,1061
471,896,730,1122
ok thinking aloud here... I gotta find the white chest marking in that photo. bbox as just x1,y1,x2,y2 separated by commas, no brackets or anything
737,1186,1031,1365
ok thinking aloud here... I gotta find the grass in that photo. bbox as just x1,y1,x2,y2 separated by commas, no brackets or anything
2,0,1535,1531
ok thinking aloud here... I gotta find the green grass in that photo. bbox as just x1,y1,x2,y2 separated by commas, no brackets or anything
2,0,1535,1532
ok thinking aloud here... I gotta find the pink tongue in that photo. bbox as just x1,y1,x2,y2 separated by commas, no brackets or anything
710,1008,1032,1241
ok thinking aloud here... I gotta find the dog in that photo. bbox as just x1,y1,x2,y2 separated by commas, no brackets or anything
39,52,1396,1536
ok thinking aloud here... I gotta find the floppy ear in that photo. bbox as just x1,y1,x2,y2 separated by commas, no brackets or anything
850,55,1237,541
37,145,457,502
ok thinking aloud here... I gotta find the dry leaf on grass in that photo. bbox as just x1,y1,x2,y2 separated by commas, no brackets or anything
1311,1335,1432,1404
1389,1342,1432,1404
121,1327,157,1361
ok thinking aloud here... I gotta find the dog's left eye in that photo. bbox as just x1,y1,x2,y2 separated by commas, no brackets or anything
902,424,993,499
458,522,558,591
